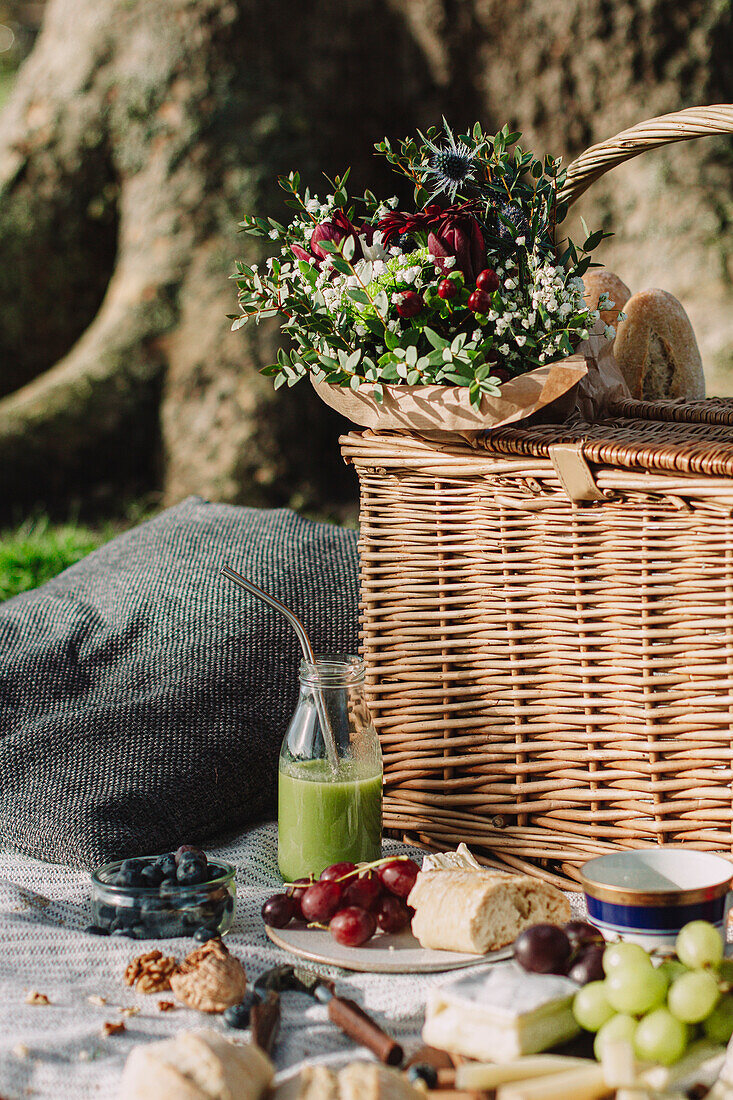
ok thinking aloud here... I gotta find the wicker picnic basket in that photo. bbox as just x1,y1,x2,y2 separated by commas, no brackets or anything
341,106,733,889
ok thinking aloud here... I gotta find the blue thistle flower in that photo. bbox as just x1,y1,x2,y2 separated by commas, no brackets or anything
420,120,477,203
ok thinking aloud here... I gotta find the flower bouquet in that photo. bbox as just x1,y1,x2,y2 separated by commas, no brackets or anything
232,121,623,433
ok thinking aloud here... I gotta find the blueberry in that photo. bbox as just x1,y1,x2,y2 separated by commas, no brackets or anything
85,924,109,936
193,927,218,944
223,992,260,1030
175,845,205,865
112,906,139,928
407,1065,439,1088
155,853,177,877
159,880,181,902
98,903,117,922
177,861,208,886
117,865,144,888
140,864,165,888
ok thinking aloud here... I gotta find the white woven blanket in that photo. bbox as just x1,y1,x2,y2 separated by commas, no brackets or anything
0,822,584,1098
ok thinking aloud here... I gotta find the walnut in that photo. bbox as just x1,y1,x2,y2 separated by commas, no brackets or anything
102,1020,126,1037
169,938,247,1013
24,990,50,1005
124,950,178,994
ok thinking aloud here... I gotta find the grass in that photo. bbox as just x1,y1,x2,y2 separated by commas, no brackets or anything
0,517,106,601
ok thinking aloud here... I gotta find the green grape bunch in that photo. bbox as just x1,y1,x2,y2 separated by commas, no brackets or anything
572,920,732,1067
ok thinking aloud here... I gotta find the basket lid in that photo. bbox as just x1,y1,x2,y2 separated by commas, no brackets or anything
482,398,733,478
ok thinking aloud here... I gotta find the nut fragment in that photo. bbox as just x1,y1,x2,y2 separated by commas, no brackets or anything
170,939,247,1013
157,1000,176,1012
87,995,106,1007
124,950,178,994
24,990,50,1005
119,1006,140,1017
12,1042,29,1059
102,1020,126,1037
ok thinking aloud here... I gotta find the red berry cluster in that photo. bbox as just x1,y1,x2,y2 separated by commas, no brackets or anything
261,856,421,948
398,267,501,321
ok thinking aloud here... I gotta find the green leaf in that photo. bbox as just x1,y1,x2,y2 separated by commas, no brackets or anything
346,287,372,306
423,327,449,350
582,229,604,251
331,258,351,276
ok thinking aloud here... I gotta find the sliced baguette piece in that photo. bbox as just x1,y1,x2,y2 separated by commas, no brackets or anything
456,1056,590,1090
408,870,571,954
271,1064,340,1100
496,1062,610,1100
337,1062,423,1100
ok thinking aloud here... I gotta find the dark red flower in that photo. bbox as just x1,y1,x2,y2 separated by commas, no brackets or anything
378,204,444,245
428,214,485,284
291,210,364,270
310,210,360,261
378,202,486,283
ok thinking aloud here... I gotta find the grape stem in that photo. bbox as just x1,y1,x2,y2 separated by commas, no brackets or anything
280,856,413,890
335,856,412,883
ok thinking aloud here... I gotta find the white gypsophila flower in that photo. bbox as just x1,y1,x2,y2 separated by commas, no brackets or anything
269,229,278,239
515,335,526,347
388,319,400,333
617,311,627,323
390,292,402,304
500,344,510,355
590,310,600,323
580,329,589,340
604,324,616,341
504,278,517,290
515,236,525,246
389,246,401,257
355,325,367,336
443,256,456,269
472,329,482,342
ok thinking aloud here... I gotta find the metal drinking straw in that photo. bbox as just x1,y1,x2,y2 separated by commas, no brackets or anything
220,564,339,773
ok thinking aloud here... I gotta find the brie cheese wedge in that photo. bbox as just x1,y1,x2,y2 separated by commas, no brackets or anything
422,961,580,1063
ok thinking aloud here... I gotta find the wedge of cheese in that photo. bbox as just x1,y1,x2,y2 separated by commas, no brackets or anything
422,961,579,1063
408,869,571,954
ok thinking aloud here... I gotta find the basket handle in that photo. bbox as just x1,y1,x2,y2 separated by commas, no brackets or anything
558,104,733,210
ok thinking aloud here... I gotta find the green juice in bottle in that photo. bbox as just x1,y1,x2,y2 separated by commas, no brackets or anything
277,655,383,882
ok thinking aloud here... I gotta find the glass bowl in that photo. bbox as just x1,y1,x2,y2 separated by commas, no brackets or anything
90,855,236,939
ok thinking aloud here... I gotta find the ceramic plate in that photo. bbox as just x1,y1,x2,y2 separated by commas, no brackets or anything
265,924,513,974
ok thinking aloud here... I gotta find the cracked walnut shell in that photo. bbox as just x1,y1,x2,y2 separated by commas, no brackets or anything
169,939,247,1014
124,950,178,994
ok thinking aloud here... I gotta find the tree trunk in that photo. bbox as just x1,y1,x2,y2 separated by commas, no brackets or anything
2,0,733,519
0,0,456,516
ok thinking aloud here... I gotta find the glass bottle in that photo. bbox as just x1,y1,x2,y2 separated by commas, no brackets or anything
278,654,383,882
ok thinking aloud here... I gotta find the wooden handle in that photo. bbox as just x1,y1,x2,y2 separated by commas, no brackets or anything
327,995,404,1066
559,103,733,210
250,991,280,1055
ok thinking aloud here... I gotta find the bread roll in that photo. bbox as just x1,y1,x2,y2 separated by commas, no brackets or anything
582,269,631,328
119,1030,273,1100
613,289,704,400
408,870,571,954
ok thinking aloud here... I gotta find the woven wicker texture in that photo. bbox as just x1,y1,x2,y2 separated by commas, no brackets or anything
559,104,733,208
343,408,733,888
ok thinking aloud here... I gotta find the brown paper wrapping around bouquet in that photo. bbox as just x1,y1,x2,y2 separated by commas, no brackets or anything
312,333,629,436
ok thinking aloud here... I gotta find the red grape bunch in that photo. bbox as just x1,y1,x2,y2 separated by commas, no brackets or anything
261,856,421,948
